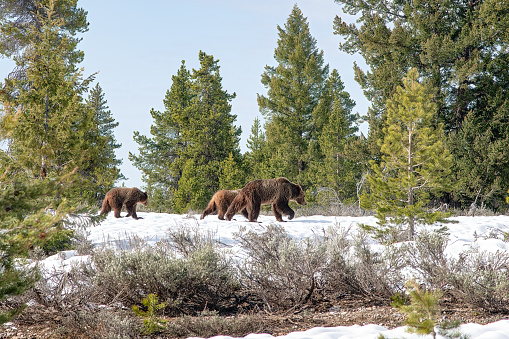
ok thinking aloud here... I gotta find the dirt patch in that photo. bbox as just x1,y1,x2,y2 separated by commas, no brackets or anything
2,302,509,338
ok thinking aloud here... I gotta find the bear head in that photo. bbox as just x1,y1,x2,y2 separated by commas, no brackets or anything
290,183,306,206
140,191,149,206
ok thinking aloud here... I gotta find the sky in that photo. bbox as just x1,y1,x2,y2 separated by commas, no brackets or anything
0,0,370,189
31,213,509,338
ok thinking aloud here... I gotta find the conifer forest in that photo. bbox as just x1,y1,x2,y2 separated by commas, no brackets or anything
1,0,509,337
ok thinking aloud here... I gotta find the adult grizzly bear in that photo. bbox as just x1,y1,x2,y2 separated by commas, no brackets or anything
100,187,148,220
200,189,248,220
225,177,306,222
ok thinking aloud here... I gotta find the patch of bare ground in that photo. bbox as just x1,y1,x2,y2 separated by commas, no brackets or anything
2,299,509,339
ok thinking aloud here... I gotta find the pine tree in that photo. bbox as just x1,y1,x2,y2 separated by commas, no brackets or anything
1,0,95,188
131,53,242,212
258,4,329,184
0,107,97,324
0,0,88,67
334,0,509,208
308,69,360,201
173,51,242,211
361,69,452,240
244,117,267,180
84,83,124,203
130,61,193,212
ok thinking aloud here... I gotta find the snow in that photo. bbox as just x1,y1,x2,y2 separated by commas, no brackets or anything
38,212,509,338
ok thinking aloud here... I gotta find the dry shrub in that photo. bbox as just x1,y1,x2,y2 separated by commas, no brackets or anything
165,312,266,338
235,223,405,311
407,229,509,313
91,231,240,315
406,229,451,289
55,307,140,339
345,228,407,300
29,258,96,311
235,224,327,311
448,248,509,312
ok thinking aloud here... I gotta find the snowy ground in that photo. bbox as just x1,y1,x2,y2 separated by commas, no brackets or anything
38,212,509,338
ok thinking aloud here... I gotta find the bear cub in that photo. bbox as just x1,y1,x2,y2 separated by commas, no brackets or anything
201,189,248,220
100,187,148,220
225,177,306,222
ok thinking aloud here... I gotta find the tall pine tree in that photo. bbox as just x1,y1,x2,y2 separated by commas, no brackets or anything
1,0,95,187
130,61,192,211
361,69,452,240
131,52,242,212
308,69,360,201
84,83,124,203
0,94,98,325
258,4,329,183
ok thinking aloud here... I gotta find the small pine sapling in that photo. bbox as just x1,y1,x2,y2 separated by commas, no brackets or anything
392,280,465,339
132,294,167,335
392,280,441,338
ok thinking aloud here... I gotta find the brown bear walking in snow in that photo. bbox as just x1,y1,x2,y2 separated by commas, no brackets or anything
100,187,148,220
225,177,306,222
200,189,248,220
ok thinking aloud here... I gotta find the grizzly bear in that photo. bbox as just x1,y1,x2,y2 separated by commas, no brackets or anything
200,189,248,220
225,177,306,222
100,187,148,220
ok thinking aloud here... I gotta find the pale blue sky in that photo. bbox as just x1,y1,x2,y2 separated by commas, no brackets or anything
0,0,369,188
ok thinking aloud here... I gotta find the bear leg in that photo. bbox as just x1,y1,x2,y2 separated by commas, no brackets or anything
271,204,284,222
248,198,261,222
201,202,216,220
241,208,249,219
113,207,122,218
126,203,142,219
217,199,230,220
277,200,295,220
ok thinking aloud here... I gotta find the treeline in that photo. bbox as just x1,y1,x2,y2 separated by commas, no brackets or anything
131,2,509,213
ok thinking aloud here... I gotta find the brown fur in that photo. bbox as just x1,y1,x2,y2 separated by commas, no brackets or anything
201,189,248,220
100,187,148,220
225,177,306,222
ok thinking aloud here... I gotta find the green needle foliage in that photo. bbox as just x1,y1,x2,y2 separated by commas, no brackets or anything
131,52,242,212
334,0,509,209
258,4,328,182
361,69,452,241
83,83,124,204
393,280,465,339
392,280,442,339
0,111,96,324
0,0,96,201
0,0,88,65
258,5,359,196
132,294,167,335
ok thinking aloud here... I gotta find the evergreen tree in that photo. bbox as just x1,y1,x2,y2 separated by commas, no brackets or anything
84,83,124,203
244,117,267,180
0,0,95,198
173,51,242,211
0,105,97,324
218,152,245,190
308,69,360,201
360,69,452,240
1,0,95,186
334,0,509,208
130,61,193,212
131,53,242,212
258,4,329,184
0,0,88,68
